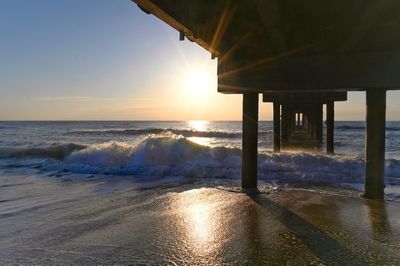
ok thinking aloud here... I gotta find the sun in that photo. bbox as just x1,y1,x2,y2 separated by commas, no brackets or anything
182,67,215,97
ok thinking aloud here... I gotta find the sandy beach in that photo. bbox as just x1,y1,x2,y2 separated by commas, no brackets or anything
1,174,399,265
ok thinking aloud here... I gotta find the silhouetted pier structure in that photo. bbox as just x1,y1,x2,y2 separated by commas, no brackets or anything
133,0,400,199
263,92,347,153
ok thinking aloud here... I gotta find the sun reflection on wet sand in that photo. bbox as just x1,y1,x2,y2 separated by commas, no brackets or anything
175,189,224,257
186,202,213,243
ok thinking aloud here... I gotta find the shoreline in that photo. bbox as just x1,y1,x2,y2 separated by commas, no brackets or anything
0,177,399,264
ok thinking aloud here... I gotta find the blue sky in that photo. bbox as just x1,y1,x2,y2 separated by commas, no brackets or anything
0,0,399,120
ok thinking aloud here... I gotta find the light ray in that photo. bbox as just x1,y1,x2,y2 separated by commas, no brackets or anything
210,0,237,54
218,41,325,79
218,30,255,65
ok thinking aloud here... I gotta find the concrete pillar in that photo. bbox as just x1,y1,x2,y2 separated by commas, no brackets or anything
310,112,315,138
273,102,281,152
306,112,311,133
315,104,323,143
242,93,259,189
288,108,295,136
326,101,334,154
291,109,296,132
304,114,308,130
281,104,289,142
365,89,386,199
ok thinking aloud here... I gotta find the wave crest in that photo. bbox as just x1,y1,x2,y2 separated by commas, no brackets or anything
49,136,400,183
2,136,400,188
63,136,241,178
65,128,241,138
0,143,86,160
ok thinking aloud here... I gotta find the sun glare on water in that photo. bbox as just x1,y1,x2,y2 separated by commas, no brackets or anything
187,120,210,146
188,120,209,131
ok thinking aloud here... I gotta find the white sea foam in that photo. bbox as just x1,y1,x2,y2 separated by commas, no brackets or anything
65,128,242,138
1,131,400,198
58,136,241,179
1,121,400,201
4,135,390,190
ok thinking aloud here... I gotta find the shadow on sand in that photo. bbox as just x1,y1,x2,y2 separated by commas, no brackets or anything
243,189,367,265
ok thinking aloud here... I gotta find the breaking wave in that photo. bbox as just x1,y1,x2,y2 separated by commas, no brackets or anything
0,144,86,160
3,135,398,188
65,128,241,138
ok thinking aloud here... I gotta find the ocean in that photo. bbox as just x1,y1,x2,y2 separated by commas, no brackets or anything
0,121,399,200
1,120,400,264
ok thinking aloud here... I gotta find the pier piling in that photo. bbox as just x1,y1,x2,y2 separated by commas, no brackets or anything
365,89,386,199
273,102,281,152
315,104,323,144
327,101,334,154
242,93,259,188
281,105,289,142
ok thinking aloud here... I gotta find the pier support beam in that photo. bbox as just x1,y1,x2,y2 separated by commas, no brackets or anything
326,101,334,154
242,93,259,188
290,108,296,134
310,112,315,138
364,89,386,199
315,104,323,143
273,102,281,152
281,105,289,142
306,112,311,133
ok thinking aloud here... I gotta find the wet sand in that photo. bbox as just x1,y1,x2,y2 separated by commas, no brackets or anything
0,175,399,265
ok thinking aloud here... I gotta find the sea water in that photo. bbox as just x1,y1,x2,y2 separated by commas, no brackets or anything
0,121,399,200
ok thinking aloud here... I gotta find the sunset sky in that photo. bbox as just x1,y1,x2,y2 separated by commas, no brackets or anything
1,0,400,121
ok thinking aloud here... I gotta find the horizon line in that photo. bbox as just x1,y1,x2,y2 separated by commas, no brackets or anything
1,119,399,122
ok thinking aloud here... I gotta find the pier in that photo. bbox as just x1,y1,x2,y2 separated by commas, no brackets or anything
263,92,347,153
132,0,400,199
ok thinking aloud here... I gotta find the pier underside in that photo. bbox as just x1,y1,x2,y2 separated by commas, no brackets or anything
263,92,347,154
132,0,399,199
